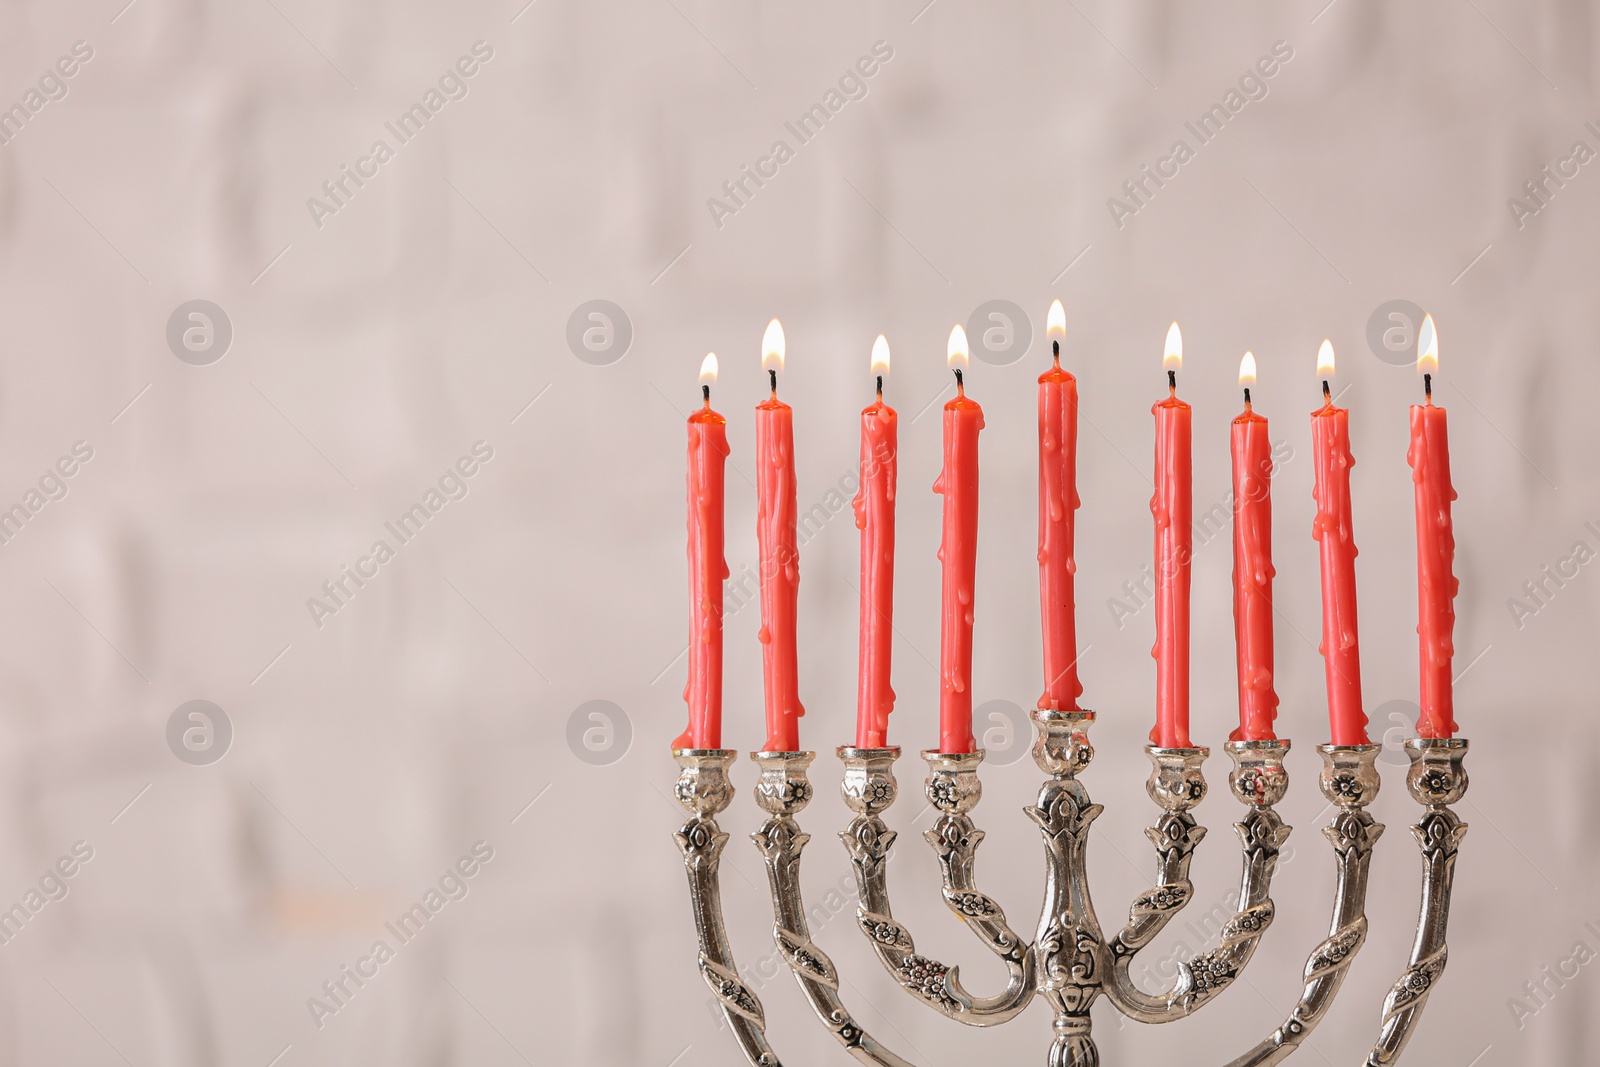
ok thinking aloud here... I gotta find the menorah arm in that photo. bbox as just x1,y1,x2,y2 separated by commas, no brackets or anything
1220,744,1385,1067
838,747,1036,1026
750,752,917,1067
1101,742,1290,1023
1362,738,1469,1067
672,750,783,1067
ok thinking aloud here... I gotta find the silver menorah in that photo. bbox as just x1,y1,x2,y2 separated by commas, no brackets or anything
672,708,1469,1066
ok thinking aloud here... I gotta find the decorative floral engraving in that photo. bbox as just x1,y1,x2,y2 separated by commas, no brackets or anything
1184,949,1238,999
1306,921,1366,980
857,911,913,951
945,889,1002,920
1129,883,1191,916
1413,810,1468,861
1219,902,1274,943
775,927,838,989
700,955,765,1026
897,954,961,1011
1382,947,1448,1021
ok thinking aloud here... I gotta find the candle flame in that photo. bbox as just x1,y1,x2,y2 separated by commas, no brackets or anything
870,334,890,376
1163,322,1182,373
1417,313,1438,375
1238,351,1257,389
762,318,785,374
1046,299,1066,340
1317,339,1335,378
947,324,969,370
699,352,718,385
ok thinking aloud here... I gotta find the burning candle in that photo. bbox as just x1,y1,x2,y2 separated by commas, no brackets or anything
854,335,898,748
1311,340,1369,745
1038,300,1083,712
1408,315,1459,739
676,354,730,750
756,319,805,752
1230,352,1279,742
1151,323,1192,749
934,325,983,755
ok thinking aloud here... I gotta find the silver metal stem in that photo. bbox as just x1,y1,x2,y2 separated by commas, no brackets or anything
1221,743,1385,1066
839,746,1035,1023
748,751,914,1067
678,723,1470,1067
671,749,781,1067
1364,738,1469,1066
1100,741,1289,1021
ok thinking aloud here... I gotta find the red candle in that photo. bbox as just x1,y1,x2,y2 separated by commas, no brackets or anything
1038,300,1083,712
676,355,730,750
1230,352,1279,742
1151,323,1192,749
934,325,982,755
854,336,898,748
1311,340,1369,745
756,319,804,752
1408,316,1459,739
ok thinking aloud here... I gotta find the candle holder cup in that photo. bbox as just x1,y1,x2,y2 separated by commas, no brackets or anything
673,719,1468,1066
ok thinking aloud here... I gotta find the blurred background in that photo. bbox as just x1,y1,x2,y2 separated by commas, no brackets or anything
0,0,1594,1064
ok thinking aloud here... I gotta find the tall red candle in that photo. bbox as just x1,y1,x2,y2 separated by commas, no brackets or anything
676,355,729,750
1310,341,1369,745
934,325,982,755
1230,352,1279,742
854,336,898,748
1038,300,1083,712
756,319,804,752
1151,323,1192,749
1408,316,1459,739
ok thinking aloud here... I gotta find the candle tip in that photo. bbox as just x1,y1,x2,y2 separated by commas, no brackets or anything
762,318,785,375
1417,313,1438,378
870,333,891,378
1046,299,1066,343
1316,338,1335,378
947,324,969,371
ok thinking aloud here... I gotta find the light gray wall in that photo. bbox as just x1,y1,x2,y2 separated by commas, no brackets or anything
0,1,1590,1064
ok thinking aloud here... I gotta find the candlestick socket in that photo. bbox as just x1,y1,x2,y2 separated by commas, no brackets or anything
1144,746,1210,811
1030,708,1096,778
1403,737,1469,808
1317,744,1383,809
1224,739,1291,808
672,749,739,816
749,751,816,815
837,746,901,814
921,749,985,815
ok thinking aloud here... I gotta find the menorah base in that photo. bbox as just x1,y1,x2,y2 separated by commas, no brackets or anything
672,719,1468,1067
